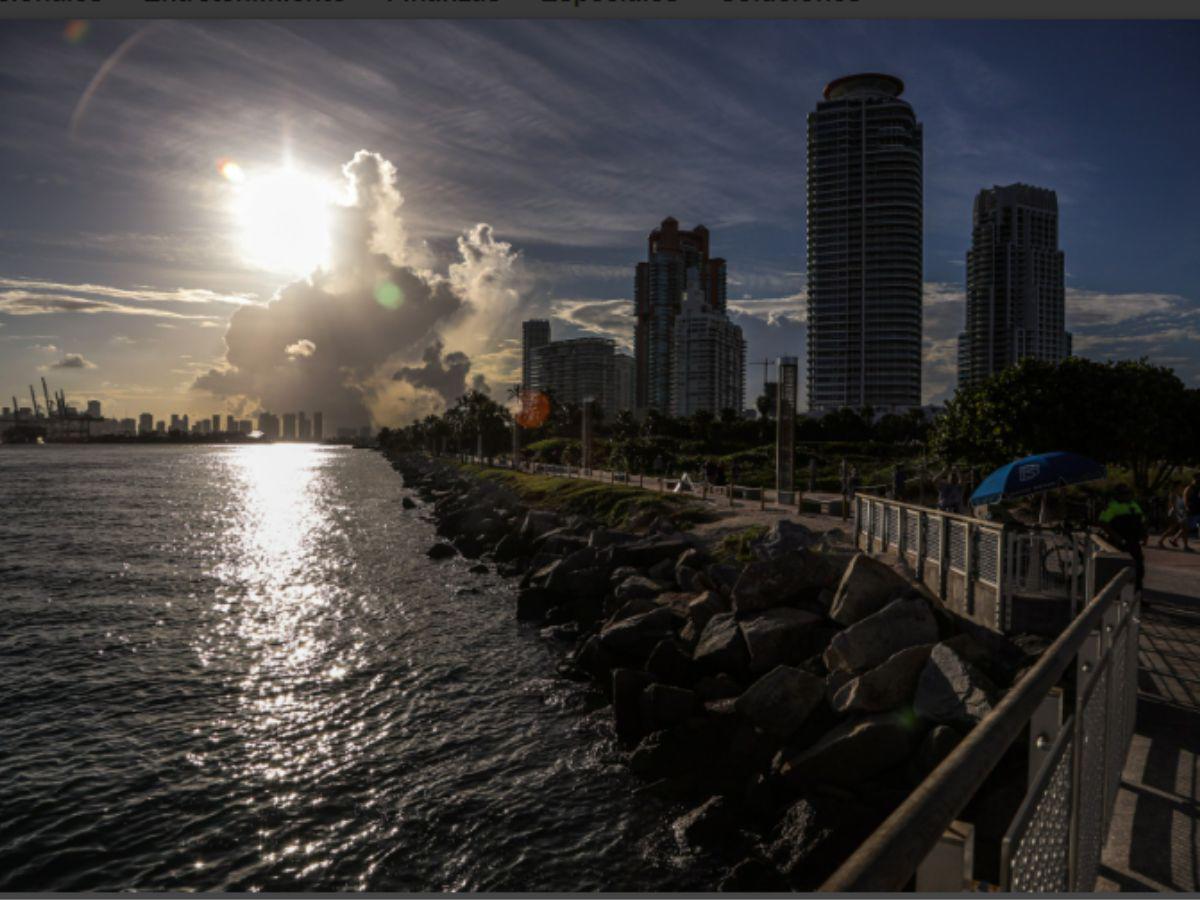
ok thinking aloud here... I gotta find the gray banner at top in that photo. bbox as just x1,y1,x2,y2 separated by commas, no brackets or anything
1,0,1198,19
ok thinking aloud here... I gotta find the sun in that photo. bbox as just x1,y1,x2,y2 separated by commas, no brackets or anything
229,166,337,277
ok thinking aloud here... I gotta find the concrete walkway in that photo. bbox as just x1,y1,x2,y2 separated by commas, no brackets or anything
1097,547,1200,892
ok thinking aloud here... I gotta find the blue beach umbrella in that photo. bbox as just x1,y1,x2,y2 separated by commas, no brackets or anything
969,452,1106,506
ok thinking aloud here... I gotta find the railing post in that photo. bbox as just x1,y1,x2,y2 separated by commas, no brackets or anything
997,526,1008,632
1028,686,1064,784
938,512,949,602
915,821,975,893
965,522,976,617
916,509,927,582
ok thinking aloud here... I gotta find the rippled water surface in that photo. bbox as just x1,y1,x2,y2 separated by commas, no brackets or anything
0,444,712,891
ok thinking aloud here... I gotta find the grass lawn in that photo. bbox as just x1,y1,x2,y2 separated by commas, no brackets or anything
456,463,716,531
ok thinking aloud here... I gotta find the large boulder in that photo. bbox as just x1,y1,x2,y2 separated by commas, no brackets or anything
516,587,553,621
753,520,820,561
778,711,923,788
641,683,697,731
706,563,741,598
830,644,934,715
519,509,561,543
598,606,676,660
426,541,457,560
694,673,744,702
614,574,663,603
740,607,825,675
823,597,939,674
766,796,884,890
910,724,963,782
735,665,825,738
612,536,693,569
731,549,845,615
673,795,739,852
492,533,521,563
612,668,655,744
546,566,609,604
646,639,698,688
575,634,620,681
828,553,914,626
914,643,999,727
687,589,728,635
693,613,751,675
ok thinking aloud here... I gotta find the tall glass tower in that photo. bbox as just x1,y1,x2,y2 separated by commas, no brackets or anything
806,73,923,412
957,184,1071,389
634,218,727,413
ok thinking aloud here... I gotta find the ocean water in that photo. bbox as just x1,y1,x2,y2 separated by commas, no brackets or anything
0,444,715,891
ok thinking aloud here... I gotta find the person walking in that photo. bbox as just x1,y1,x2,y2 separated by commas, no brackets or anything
1185,471,1200,544
936,469,964,513
1158,485,1191,551
892,463,907,501
1099,483,1148,596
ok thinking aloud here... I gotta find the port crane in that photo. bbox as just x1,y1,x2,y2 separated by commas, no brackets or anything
29,385,40,418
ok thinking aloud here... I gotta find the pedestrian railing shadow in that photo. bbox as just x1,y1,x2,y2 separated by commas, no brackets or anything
1100,599,1200,891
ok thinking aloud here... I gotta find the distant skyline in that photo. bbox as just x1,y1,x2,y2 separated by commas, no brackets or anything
1,20,1198,428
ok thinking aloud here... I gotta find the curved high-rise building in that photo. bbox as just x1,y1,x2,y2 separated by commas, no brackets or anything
957,183,1071,390
806,73,923,412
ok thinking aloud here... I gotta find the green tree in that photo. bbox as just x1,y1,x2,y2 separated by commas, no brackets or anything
930,357,1200,499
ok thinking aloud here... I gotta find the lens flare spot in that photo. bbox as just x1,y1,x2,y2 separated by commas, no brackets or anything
374,280,403,309
515,390,550,429
63,20,89,43
218,159,246,184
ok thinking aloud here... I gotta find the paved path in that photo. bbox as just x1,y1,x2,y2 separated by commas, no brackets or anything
1097,548,1200,892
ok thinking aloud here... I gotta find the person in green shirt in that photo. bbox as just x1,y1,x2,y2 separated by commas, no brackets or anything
1098,483,1147,595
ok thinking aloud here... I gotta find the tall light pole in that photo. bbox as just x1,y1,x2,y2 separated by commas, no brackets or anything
581,395,593,475
776,357,797,504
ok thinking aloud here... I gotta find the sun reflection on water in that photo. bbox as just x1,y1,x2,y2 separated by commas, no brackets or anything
197,444,358,836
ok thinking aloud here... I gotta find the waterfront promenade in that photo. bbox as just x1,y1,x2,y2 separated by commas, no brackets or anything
1098,547,1200,892
493,457,1200,890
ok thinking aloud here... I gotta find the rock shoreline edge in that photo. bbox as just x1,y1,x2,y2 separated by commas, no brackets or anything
385,452,1049,890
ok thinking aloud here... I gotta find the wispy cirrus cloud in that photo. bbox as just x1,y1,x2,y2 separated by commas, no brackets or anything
0,291,222,321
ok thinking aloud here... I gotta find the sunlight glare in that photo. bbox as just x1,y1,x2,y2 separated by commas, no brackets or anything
232,167,336,277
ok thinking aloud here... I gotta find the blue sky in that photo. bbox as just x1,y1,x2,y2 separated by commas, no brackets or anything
1,20,1197,426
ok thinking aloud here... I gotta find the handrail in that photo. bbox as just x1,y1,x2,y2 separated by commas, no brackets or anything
820,566,1134,892
854,491,998,527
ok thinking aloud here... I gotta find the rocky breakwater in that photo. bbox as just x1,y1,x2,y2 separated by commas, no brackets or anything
387,453,1049,890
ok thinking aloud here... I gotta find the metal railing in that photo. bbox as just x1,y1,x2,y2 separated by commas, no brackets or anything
852,493,1091,636
822,567,1138,891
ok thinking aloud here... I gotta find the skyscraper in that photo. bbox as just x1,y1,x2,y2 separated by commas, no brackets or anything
806,73,923,413
669,268,745,416
226,415,236,434
613,354,636,414
138,412,153,435
212,414,221,434
313,412,323,441
532,337,618,416
86,400,102,418
282,413,297,440
258,412,280,439
521,320,551,391
634,218,728,414
957,184,1071,389
298,411,311,440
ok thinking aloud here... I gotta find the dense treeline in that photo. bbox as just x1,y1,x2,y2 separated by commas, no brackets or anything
377,357,1200,499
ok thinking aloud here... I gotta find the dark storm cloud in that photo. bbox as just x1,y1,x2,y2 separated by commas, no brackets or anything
393,339,478,407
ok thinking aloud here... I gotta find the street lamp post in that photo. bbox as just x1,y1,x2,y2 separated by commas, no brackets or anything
581,396,593,475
